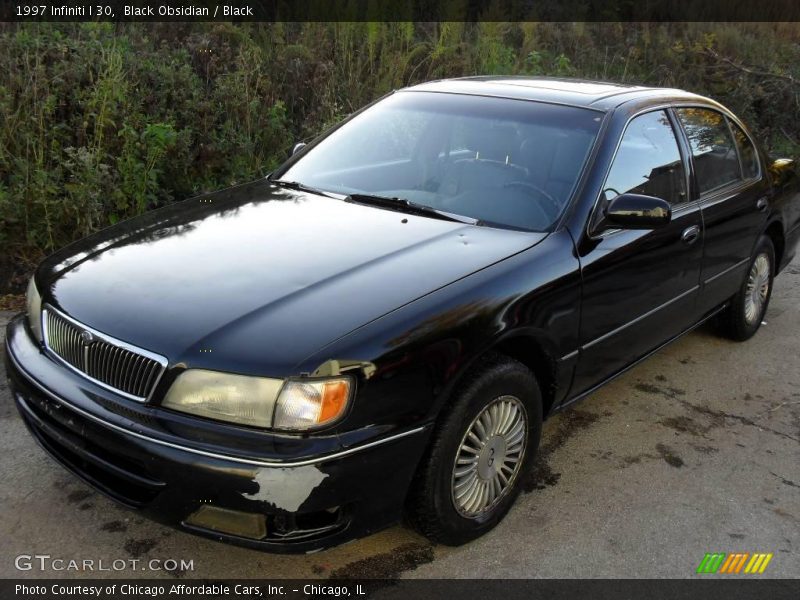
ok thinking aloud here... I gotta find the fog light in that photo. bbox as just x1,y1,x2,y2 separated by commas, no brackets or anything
184,506,267,540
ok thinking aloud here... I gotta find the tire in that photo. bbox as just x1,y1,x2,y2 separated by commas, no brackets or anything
718,235,775,341
406,353,543,546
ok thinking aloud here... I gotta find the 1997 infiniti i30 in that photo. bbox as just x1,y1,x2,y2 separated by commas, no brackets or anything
6,77,800,551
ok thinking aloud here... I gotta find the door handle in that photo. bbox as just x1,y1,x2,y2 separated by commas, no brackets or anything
681,225,700,245
756,197,769,213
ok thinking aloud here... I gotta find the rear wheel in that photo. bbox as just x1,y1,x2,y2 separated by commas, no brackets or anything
718,235,774,341
406,354,542,545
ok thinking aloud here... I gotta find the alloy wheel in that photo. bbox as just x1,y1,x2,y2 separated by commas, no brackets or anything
744,252,770,325
451,395,527,517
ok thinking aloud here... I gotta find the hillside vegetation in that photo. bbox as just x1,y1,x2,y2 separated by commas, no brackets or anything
1,22,799,295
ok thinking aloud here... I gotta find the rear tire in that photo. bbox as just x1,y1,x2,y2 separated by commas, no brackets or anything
406,353,542,546
718,235,774,341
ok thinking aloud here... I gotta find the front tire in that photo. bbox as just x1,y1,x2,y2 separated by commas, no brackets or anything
718,235,775,341
406,354,542,546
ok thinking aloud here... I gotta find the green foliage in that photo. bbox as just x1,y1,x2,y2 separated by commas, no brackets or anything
115,122,178,219
0,22,798,265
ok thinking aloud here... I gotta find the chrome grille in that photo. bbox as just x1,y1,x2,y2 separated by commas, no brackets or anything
43,307,167,401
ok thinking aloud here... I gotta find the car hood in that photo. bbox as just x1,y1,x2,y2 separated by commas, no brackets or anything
38,179,546,376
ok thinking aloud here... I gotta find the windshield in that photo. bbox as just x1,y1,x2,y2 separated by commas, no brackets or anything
276,91,603,231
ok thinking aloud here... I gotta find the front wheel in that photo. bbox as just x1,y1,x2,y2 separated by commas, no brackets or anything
718,235,775,341
406,354,542,546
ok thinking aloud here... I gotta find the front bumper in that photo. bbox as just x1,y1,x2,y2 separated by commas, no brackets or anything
4,315,429,553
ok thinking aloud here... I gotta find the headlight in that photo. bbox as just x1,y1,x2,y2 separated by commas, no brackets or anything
273,378,352,430
162,370,352,431
162,369,284,428
25,276,43,342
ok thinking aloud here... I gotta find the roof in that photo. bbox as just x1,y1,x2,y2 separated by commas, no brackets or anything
403,76,704,111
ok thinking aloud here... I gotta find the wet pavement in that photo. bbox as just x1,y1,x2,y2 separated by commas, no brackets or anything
1,256,798,579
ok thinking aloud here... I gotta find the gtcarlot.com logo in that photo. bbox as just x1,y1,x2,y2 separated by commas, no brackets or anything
15,554,194,573
696,552,773,574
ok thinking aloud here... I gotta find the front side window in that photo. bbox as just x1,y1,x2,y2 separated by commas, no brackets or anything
276,92,603,231
676,107,742,195
602,110,686,206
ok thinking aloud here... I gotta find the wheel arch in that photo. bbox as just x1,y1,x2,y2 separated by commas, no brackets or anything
763,219,785,272
433,328,563,423
490,331,560,419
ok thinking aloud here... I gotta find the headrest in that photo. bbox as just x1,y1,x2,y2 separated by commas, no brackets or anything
464,124,520,162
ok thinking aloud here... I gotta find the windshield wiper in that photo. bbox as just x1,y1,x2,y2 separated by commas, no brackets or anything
346,193,481,226
270,178,337,199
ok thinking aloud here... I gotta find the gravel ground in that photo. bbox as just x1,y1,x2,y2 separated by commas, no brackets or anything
1,255,798,580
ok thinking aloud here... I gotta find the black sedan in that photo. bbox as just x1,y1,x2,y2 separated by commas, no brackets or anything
5,77,800,552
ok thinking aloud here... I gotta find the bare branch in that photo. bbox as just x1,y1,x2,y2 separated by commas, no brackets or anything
703,47,798,87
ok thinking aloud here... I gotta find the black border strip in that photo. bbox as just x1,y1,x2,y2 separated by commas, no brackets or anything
2,0,800,23
3,579,800,599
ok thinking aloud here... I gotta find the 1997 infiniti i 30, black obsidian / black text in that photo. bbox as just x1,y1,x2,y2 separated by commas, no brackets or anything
6,78,800,551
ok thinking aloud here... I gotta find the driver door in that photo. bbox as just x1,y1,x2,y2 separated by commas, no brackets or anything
571,109,704,394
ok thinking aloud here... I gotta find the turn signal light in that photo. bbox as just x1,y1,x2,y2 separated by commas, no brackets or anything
273,378,352,430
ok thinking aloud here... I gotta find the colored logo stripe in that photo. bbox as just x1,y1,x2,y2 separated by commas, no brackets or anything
697,553,726,574
719,553,749,573
744,553,773,574
696,552,773,574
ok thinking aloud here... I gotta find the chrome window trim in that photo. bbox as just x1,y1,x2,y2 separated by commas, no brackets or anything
695,177,761,211
42,304,168,403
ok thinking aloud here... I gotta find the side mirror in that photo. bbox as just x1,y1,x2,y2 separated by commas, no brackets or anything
291,142,306,156
604,193,671,230
771,158,795,171
769,158,796,185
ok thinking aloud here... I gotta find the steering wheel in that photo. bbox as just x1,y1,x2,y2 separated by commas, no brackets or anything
503,181,561,221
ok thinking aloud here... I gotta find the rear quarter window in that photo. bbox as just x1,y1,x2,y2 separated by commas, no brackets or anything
728,119,760,180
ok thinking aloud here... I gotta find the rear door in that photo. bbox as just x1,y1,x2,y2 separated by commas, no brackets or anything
572,109,704,394
673,107,769,314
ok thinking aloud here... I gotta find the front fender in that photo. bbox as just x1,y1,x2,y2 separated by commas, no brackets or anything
294,229,581,447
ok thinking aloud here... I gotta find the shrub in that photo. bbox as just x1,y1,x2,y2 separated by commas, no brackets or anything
0,22,797,292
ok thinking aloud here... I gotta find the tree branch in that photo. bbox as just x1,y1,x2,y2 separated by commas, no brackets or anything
703,47,798,87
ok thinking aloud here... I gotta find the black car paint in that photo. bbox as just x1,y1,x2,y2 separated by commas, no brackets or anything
6,78,800,552
33,183,544,381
